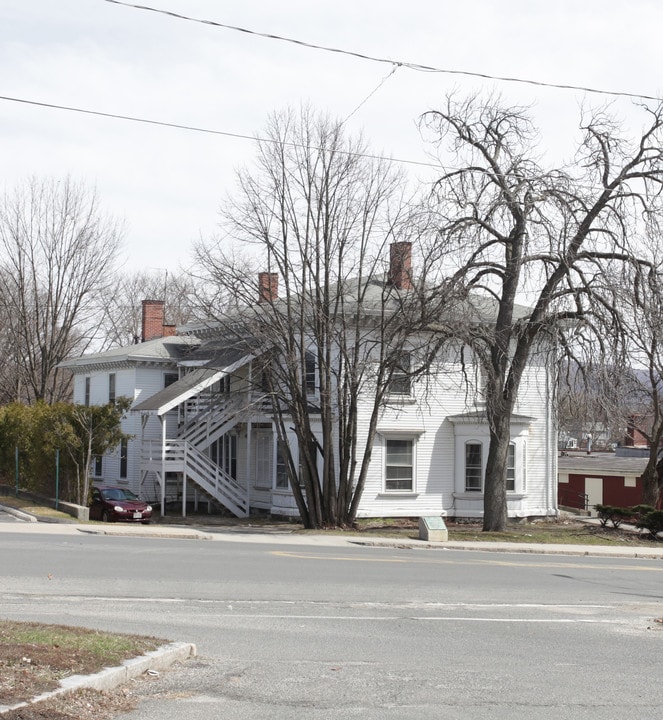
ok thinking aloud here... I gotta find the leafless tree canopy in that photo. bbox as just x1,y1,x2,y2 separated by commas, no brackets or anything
602,245,663,505
421,95,663,530
100,270,200,348
193,107,445,528
0,177,123,403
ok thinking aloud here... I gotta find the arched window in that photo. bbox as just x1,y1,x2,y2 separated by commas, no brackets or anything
465,442,482,492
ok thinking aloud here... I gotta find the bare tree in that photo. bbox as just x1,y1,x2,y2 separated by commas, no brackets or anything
557,355,627,449
0,177,123,403
100,270,200,348
193,107,447,528
612,254,663,506
422,96,663,531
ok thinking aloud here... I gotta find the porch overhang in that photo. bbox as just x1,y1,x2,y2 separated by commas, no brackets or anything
131,352,255,416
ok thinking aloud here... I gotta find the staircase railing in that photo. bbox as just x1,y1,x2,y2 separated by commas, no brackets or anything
141,439,249,517
178,391,272,450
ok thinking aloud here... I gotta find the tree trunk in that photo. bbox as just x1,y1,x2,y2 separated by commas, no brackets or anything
483,414,510,532
641,453,659,507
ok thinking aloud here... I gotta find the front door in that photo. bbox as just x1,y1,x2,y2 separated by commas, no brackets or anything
254,429,273,488
585,477,603,515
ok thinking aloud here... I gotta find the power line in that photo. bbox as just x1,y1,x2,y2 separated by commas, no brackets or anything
342,64,401,125
0,94,440,170
104,0,663,103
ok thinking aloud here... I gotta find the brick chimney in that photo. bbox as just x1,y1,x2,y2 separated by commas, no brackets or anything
258,272,278,303
141,299,170,342
388,241,413,290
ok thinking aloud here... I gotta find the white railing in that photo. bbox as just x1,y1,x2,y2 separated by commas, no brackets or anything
141,439,249,517
178,392,272,450
179,394,246,449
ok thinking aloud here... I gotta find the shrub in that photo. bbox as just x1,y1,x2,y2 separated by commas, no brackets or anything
595,504,632,528
636,510,663,539
630,504,655,521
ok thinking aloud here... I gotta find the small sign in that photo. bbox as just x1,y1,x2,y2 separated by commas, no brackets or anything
419,516,448,542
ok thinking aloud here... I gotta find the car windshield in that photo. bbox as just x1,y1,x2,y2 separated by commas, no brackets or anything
101,488,139,501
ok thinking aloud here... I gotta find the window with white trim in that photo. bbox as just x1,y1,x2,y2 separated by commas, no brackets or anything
92,455,103,477
223,434,237,479
119,438,128,479
108,373,116,404
388,353,411,397
275,442,289,489
299,440,317,488
84,376,91,406
506,443,515,492
304,351,317,395
164,372,178,388
465,442,482,492
385,438,414,491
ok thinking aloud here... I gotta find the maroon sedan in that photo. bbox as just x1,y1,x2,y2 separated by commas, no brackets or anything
89,486,153,523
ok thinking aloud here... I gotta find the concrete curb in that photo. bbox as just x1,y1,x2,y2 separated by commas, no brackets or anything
0,641,197,715
0,503,37,523
349,538,663,559
77,526,214,541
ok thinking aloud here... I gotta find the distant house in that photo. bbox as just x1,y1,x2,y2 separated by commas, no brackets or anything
558,452,648,514
60,247,559,521
59,301,200,491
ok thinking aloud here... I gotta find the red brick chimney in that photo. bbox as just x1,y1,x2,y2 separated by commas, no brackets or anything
388,241,413,290
141,300,170,342
258,272,278,303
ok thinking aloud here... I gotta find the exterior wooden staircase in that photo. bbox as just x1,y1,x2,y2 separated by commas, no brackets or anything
141,390,271,518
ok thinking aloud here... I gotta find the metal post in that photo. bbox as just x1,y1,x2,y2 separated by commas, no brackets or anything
55,449,60,510
161,416,166,517
246,361,253,518
182,442,187,518
14,446,19,497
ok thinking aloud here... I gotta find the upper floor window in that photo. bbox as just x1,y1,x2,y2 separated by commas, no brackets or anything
84,376,91,406
164,372,178,388
304,351,317,395
388,353,411,397
108,373,116,404
92,455,103,477
465,442,482,492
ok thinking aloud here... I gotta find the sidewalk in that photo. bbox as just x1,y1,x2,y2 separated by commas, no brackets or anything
2,503,662,559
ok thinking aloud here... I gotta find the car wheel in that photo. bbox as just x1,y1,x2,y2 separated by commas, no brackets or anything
102,510,111,523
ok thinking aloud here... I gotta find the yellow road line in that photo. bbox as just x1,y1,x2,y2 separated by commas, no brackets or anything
270,550,663,572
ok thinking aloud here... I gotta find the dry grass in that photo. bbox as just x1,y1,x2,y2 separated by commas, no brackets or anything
353,517,660,546
0,621,165,719
0,495,74,521
151,511,660,546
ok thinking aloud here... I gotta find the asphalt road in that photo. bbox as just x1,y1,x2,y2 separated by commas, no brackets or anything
1,529,662,719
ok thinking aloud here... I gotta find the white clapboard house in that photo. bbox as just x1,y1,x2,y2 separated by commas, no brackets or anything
60,245,558,520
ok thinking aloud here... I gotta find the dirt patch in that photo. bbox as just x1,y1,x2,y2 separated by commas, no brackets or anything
0,622,164,719
0,641,111,704
0,686,141,720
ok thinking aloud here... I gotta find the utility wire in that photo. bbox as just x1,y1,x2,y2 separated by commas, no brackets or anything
0,94,440,169
104,0,663,103
342,64,401,125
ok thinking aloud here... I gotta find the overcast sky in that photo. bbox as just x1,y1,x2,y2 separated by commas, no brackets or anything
2,1,663,275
